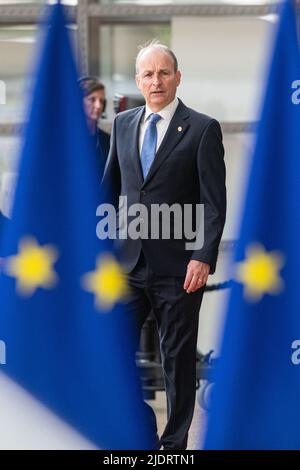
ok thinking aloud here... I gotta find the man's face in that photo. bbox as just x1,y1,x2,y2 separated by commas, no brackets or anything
83,89,106,122
135,50,181,112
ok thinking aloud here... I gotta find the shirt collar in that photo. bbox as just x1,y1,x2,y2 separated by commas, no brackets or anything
144,97,179,123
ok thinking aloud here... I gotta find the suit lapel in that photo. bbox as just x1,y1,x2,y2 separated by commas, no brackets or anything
128,106,145,184
142,100,190,187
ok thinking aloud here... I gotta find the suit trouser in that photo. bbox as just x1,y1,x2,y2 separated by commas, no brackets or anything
127,252,204,450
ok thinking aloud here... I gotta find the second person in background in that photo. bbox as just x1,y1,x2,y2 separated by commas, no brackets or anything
79,76,110,180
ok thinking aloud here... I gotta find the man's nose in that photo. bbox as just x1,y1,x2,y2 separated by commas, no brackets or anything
152,74,162,87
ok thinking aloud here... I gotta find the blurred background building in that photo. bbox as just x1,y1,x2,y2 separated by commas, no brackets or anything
0,0,280,357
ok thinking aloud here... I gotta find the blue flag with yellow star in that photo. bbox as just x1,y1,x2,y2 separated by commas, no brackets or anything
0,3,153,449
204,0,300,449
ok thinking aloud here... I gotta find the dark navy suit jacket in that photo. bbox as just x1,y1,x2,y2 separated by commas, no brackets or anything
104,99,226,276
95,128,110,180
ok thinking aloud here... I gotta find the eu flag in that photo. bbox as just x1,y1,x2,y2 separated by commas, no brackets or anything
204,0,300,449
0,3,153,449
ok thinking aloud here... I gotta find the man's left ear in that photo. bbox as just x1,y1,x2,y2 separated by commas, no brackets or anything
176,70,181,86
135,74,141,90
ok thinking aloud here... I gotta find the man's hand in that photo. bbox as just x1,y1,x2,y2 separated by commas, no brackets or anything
183,260,210,293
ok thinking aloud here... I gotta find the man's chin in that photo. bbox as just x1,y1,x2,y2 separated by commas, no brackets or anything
151,93,165,100
149,96,168,108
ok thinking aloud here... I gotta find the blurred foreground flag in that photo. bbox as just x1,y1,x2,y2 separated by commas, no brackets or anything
0,3,153,450
204,0,300,449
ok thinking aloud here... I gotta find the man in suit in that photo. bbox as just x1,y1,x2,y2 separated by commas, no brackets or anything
104,42,226,449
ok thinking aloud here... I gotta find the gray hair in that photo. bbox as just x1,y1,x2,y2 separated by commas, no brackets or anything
135,40,178,74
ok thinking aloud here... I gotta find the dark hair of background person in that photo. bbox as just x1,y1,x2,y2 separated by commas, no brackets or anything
78,76,105,97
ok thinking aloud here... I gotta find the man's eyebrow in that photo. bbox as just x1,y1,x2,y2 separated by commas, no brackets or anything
141,68,170,74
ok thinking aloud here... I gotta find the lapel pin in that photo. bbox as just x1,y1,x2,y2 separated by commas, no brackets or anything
178,126,183,132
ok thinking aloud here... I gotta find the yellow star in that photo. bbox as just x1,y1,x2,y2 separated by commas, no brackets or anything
82,254,128,312
236,243,284,302
5,237,58,297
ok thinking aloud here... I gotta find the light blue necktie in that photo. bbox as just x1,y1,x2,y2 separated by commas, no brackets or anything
140,113,162,179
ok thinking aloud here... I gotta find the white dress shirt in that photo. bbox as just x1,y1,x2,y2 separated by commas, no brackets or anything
139,97,179,155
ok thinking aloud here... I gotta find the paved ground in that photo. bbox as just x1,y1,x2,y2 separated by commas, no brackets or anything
149,390,208,450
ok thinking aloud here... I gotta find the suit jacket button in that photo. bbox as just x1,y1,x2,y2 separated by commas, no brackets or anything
141,190,146,196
